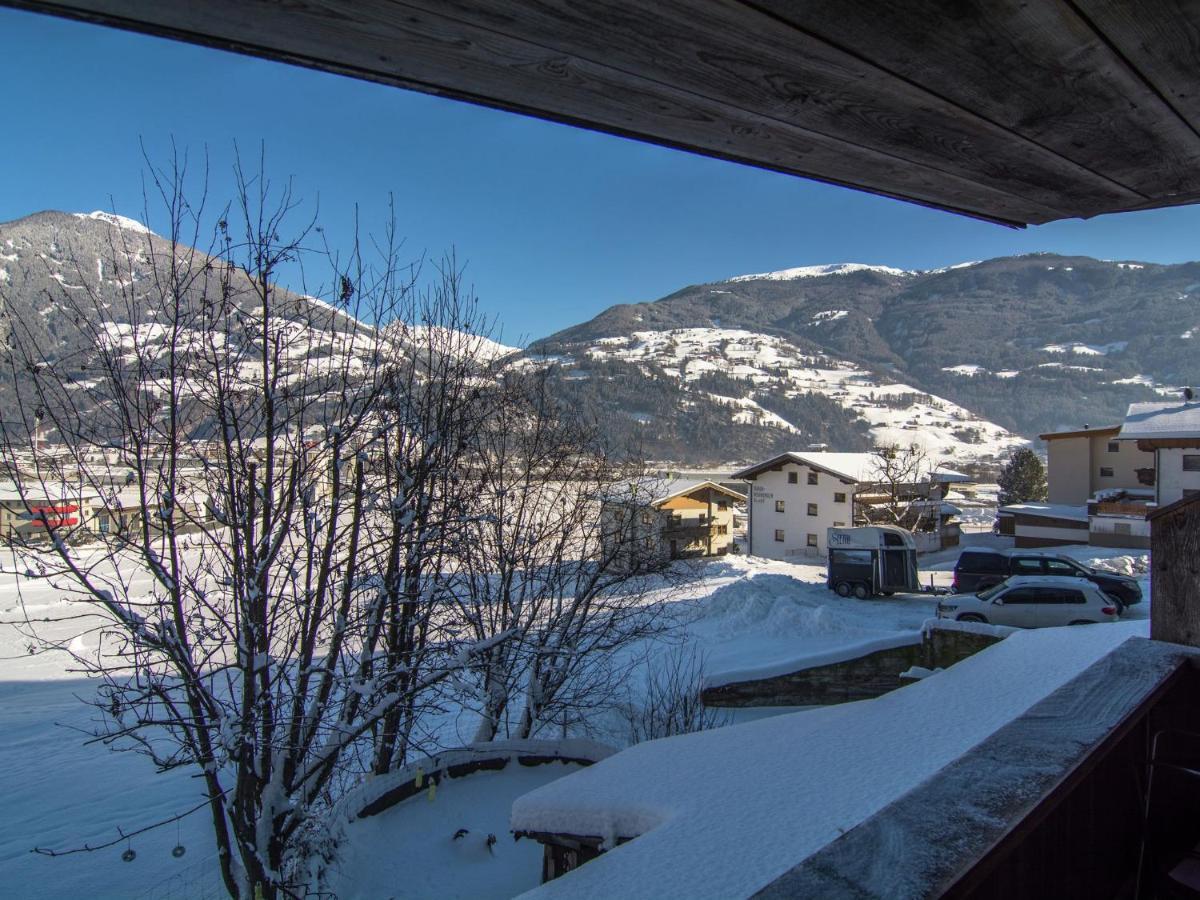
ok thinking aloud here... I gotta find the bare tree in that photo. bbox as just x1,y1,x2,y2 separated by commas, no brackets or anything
450,369,676,743
0,153,509,898
862,442,938,531
621,641,727,744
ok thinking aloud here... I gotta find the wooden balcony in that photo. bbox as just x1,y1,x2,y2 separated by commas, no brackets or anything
754,639,1200,900
1093,500,1154,518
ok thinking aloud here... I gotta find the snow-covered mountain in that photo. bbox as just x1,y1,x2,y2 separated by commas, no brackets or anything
5,210,1198,470
529,326,1025,468
725,262,915,282
0,211,517,442
538,253,1200,464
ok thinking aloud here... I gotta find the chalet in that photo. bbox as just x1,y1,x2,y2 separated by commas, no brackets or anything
995,424,1158,548
1040,425,1155,505
601,479,743,566
734,452,965,558
1119,399,1200,506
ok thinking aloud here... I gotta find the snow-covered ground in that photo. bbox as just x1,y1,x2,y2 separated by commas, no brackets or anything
0,531,1152,899
582,327,1026,464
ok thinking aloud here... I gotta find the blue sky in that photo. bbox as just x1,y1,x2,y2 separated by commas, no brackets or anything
4,6,1200,344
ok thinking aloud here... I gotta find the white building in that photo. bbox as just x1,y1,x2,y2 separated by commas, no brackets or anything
1118,399,1200,506
733,452,870,559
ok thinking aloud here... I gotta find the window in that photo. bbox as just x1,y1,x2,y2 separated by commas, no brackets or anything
833,521,846,527
641,512,652,525
717,524,728,535
1099,467,1114,477
1114,522,1132,535
831,549,871,566
807,472,818,485
774,529,785,542
1012,557,1043,575
806,533,818,547
1060,589,1086,604
775,500,786,513
717,501,728,510
834,492,847,503
644,536,654,549
1185,489,1200,500
1044,558,1083,576
788,471,798,484
1107,441,1120,453
961,553,1007,575
1001,587,1041,604
807,503,818,516
1184,455,1200,472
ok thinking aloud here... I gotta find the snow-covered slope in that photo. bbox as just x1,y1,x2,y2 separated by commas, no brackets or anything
726,262,913,282
578,327,1025,464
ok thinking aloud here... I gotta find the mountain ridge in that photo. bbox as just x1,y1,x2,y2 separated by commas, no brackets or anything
1,210,1192,469
533,253,1198,456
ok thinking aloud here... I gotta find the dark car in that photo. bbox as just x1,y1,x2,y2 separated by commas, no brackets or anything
952,547,1142,606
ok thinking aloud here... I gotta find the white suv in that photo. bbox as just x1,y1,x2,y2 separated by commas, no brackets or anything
935,576,1121,628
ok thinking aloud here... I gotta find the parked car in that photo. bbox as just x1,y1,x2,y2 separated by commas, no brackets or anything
952,547,1142,606
936,576,1122,628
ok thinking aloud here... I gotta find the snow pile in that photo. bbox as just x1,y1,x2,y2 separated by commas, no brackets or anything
726,263,913,282
676,558,941,691
941,364,986,376
512,620,1146,899
73,211,153,235
1086,554,1149,577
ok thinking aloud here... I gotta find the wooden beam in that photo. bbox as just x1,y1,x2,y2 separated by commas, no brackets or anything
8,0,1200,225
756,0,1200,203
412,0,1136,217
1075,0,1200,143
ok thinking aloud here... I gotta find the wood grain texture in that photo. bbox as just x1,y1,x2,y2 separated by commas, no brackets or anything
8,0,1200,225
1075,0,1200,141
755,0,1200,201
1151,499,1200,645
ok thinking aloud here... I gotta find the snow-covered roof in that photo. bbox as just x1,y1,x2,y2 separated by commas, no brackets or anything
733,451,879,483
1038,424,1122,440
930,467,971,483
605,478,743,507
511,623,1146,899
997,502,1089,522
0,483,100,503
1119,400,1200,440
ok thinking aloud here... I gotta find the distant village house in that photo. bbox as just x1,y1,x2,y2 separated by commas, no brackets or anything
601,479,744,567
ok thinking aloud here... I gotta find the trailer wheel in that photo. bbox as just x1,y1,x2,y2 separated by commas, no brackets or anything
852,583,870,600
834,581,852,598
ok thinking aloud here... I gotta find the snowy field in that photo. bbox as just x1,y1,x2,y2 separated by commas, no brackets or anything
0,532,1152,899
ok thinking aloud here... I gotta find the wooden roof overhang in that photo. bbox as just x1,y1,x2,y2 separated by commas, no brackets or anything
11,0,1200,227
1038,425,1122,441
